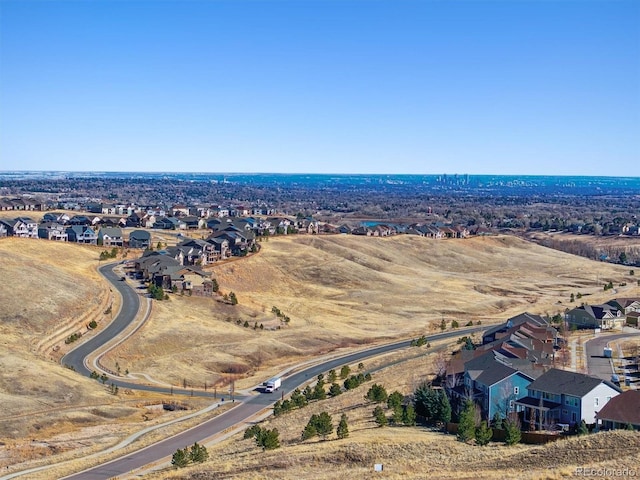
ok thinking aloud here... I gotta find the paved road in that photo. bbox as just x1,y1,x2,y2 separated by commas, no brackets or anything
585,331,640,381
62,264,141,377
61,265,226,398
58,264,484,479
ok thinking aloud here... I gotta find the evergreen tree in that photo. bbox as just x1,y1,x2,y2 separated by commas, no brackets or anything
258,428,280,450
491,412,503,430
291,388,307,408
403,404,417,426
313,380,327,400
315,412,333,439
577,419,589,435
337,413,349,439
504,417,522,445
171,447,189,468
366,384,388,403
302,421,317,440
329,383,342,397
438,390,452,424
373,406,388,427
392,405,404,425
340,365,351,379
387,391,404,410
303,385,314,401
327,369,337,383
189,442,209,463
475,421,493,446
457,400,476,442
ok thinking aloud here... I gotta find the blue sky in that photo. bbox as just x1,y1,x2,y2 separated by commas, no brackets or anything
1,0,638,175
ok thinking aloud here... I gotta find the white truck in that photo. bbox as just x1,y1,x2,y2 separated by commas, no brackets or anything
263,377,281,393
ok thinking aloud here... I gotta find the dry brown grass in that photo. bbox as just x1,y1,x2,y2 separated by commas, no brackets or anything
105,235,635,389
154,343,640,480
1,233,638,476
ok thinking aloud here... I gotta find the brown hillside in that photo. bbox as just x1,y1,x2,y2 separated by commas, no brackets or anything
104,234,636,389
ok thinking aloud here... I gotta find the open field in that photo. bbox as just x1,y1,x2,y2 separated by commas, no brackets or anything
0,234,638,475
105,234,637,389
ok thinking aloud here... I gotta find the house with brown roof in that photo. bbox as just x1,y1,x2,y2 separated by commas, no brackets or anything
595,390,640,430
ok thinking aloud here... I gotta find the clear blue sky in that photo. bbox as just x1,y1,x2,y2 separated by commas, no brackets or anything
1,0,638,175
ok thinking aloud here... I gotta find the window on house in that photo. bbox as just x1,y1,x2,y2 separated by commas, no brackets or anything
562,409,568,415
572,412,577,422
514,386,519,395
509,400,514,409
594,397,599,406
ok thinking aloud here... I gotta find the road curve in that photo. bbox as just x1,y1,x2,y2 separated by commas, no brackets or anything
57,265,484,479
61,326,483,479
61,263,141,377
585,331,640,381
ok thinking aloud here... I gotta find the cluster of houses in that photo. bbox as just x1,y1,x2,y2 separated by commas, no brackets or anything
565,298,640,329
446,310,640,432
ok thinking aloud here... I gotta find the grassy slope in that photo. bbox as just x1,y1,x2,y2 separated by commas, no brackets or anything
104,234,636,389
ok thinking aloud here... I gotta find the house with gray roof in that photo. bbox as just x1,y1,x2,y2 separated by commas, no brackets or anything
66,225,97,244
515,368,621,429
98,227,124,247
128,230,151,249
38,222,68,241
565,304,622,330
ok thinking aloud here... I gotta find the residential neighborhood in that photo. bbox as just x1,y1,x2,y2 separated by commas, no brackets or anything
445,308,639,434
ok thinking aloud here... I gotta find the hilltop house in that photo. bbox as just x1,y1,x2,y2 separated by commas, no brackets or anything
66,225,98,244
37,222,68,241
98,227,124,247
11,217,38,238
515,368,621,429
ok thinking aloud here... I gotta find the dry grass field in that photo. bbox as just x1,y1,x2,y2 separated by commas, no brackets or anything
105,234,636,390
154,340,640,480
1,233,638,476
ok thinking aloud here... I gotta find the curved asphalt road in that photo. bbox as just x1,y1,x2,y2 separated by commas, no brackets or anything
58,265,484,479
585,331,640,381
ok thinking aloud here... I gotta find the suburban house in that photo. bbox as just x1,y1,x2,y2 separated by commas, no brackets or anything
66,225,98,244
565,304,622,330
607,298,640,316
98,227,124,247
37,222,68,241
482,312,553,344
458,352,540,421
181,216,202,229
515,368,621,429
0,220,12,237
68,215,93,226
9,217,39,238
595,390,640,430
128,230,151,249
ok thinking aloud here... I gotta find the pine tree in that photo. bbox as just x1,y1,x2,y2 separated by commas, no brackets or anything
504,417,522,446
171,447,189,468
403,404,417,426
302,417,318,440
189,442,209,463
373,406,388,427
315,412,333,439
475,421,493,446
457,400,476,442
337,413,349,439
329,383,342,397
577,419,589,435
387,391,404,410
366,384,388,403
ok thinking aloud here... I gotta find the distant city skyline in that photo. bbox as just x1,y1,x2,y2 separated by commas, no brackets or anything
1,1,638,176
